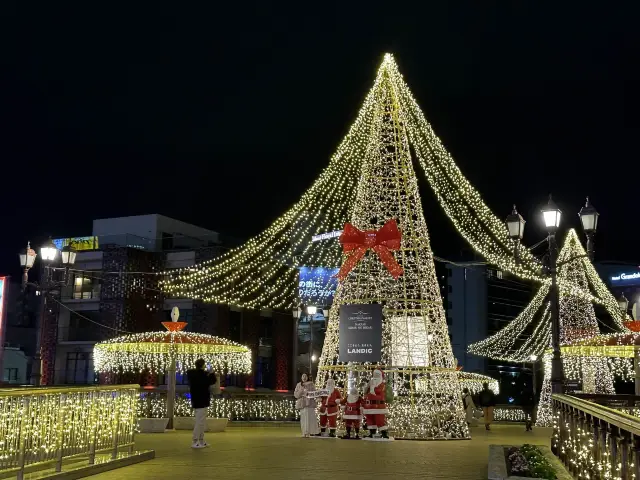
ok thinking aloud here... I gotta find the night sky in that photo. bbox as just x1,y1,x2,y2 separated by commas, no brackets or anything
3,2,639,279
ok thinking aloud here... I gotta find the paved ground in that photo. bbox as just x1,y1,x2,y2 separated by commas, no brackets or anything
92,424,553,480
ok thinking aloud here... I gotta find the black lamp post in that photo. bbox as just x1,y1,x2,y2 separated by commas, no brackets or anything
19,242,37,290
578,197,599,260
619,293,629,314
20,239,77,386
506,205,526,261
540,195,564,395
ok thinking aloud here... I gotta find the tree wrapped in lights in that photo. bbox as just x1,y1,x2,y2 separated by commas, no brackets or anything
158,54,628,332
316,59,468,440
468,230,617,426
469,230,626,363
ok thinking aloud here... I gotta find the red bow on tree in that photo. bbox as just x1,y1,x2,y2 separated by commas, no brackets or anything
337,219,404,281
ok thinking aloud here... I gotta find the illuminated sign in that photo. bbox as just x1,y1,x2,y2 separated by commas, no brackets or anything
53,236,99,251
611,272,640,282
311,230,342,243
298,267,339,306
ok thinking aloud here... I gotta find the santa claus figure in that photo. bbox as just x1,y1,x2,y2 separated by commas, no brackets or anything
363,369,389,438
341,384,363,439
319,378,341,437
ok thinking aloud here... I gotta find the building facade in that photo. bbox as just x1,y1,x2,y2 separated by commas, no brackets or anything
445,259,534,402
595,261,640,321
42,214,293,391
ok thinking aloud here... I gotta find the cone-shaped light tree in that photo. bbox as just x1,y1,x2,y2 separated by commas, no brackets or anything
316,58,469,440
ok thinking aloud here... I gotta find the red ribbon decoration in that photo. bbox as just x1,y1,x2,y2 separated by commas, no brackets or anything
337,219,404,281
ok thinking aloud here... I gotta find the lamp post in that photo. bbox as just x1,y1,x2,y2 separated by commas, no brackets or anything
618,293,629,315
19,242,37,290
578,197,599,261
292,304,303,387
505,196,569,395
529,354,538,396
22,238,76,386
506,205,526,262
541,195,564,395
306,305,317,378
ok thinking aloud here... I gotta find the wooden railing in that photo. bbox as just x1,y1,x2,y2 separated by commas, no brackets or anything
552,394,640,480
0,385,139,480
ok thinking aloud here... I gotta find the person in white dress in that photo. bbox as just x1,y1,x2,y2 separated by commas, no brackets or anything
294,373,320,437
462,388,477,427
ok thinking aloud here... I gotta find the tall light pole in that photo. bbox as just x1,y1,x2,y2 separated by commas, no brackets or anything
541,195,564,395
578,197,599,261
22,238,76,386
307,305,317,378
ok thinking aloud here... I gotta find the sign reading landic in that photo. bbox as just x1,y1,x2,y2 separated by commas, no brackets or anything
339,304,383,363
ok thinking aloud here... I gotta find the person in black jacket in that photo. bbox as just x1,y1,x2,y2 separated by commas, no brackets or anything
187,359,217,448
478,382,497,431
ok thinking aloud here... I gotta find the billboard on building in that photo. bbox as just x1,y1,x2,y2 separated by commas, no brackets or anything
611,270,640,286
297,267,339,307
339,303,383,363
53,236,99,251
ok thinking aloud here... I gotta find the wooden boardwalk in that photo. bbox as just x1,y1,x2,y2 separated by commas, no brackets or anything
91,424,553,480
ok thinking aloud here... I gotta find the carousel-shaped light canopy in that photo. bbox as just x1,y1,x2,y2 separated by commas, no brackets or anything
94,330,252,375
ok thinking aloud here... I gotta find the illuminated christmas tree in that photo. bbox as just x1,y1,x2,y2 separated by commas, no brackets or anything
160,54,627,336
315,59,469,440
535,230,614,426
468,230,616,426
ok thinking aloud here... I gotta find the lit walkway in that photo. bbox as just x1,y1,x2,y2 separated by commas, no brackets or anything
92,424,552,480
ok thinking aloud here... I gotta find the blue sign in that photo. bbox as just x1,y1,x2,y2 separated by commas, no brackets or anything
298,267,339,307
611,271,640,285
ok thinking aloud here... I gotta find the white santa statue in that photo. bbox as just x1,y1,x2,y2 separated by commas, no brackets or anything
319,378,341,437
363,369,389,439
341,384,363,439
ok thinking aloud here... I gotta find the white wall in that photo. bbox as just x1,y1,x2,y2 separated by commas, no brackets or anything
3,348,28,384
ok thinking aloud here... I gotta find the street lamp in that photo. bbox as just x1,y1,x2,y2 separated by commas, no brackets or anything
529,354,539,395
40,237,58,262
60,245,77,266
19,242,37,289
22,238,61,386
541,195,562,232
306,305,317,377
541,195,564,395
578,197,599,260
506,205,526,262
506,205,526,240
619,293,629,313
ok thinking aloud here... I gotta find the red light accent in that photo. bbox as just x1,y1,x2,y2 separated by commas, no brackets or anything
624,321,640,332
142,386,156,390
161,321,188,332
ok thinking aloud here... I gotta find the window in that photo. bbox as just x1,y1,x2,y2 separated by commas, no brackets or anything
496,270,503,279
70,273,101,299
4,368,18,382
446,316,452,326
65,352,91,384
162,232,174,250
448,301,453,310
449,334,453,343
448,285,452,293
447,269,452,277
